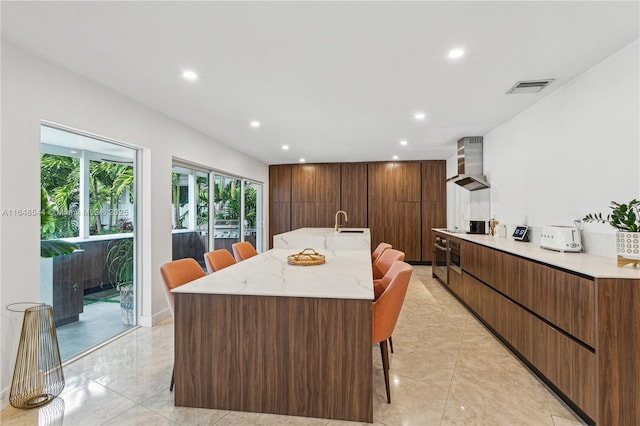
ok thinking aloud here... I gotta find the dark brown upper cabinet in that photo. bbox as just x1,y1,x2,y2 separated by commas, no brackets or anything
291,163,340,229
269,165,292,248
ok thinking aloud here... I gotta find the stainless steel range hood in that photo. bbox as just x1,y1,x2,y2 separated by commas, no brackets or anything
447,137,490,191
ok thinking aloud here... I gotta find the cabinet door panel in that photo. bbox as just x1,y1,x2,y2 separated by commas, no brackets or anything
291,164,340,227
291,163,340,203
462,241,495,283
269,165,292,248
270,165,291,203
394,162,421,202
422,161,446,203
341,163,367,228
368,162,421,261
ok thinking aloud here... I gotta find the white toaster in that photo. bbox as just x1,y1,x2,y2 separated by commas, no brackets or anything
540,226,582,252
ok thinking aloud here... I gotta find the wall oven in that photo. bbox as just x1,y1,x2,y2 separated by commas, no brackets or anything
433,235,448,284
449,239,462,275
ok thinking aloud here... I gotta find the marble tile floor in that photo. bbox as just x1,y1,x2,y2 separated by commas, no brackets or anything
1,266,586,425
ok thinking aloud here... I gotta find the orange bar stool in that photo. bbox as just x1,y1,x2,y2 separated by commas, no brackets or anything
372,242,392,262
372,261,413,403
373,260,409,354
232,241,258,262
160,258,206,391
204,249,237,273
372,248,405,279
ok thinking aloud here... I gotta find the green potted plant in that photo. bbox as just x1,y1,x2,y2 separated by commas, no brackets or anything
583,199,639,267
106,238,134,324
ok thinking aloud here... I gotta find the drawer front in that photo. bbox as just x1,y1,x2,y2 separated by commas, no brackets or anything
529,263,595,347
462,241,495,284
465,243,595,348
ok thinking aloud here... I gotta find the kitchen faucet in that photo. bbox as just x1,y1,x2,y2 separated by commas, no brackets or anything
334,210,348,231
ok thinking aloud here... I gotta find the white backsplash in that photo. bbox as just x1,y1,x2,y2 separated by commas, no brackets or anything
492,224,616,259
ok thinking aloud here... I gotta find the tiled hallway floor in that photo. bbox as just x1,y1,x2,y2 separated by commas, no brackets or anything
1,266,585,425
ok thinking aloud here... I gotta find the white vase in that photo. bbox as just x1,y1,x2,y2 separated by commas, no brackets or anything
616,231,640,267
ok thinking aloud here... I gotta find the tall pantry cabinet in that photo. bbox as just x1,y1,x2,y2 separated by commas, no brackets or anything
269,160,446,263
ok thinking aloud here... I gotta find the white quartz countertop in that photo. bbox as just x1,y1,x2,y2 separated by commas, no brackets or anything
172,248,374,299
273,227,371,250
434,229,640,280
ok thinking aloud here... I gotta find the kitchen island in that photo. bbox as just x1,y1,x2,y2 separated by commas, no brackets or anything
433,229,640,426
172,232,374,422
273,227,370,250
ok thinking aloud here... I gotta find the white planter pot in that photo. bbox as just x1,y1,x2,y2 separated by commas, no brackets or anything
616,231,640,267
119,284,135,325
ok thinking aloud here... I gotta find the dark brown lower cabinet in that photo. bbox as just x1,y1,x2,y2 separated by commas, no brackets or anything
457,273,596,420
436,233,640,425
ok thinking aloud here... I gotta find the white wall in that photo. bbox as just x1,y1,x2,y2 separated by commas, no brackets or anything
0,42,269,406
451,39,639,255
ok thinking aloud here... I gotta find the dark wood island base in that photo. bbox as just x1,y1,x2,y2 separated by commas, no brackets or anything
174,293,373,423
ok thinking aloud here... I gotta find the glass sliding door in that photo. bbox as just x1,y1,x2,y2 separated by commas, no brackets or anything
171,165,209,269
170,168,262,261
213,174,242,255
243,180,263,253
40,124,137,361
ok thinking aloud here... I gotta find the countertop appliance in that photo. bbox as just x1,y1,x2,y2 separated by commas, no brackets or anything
433,235,448,285
540,225,582,252
469,220,486,234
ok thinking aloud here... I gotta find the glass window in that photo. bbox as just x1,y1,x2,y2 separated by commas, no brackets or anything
171,167,262,262
40,153,80,238
213,175,242,255
171,165,209,268
171,167,190,230
89,160,134,235
243,180,263,253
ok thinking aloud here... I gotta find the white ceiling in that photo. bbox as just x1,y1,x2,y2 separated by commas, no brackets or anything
2,1,638,165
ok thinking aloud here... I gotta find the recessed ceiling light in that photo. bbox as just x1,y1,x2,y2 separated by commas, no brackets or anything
299,158,306,163
282,145,289,150
400,140,408,146
69,150,78,154
448,48,465,59
392,155,399,160
182,70,197,80
250,121,261,128
414,112,426,120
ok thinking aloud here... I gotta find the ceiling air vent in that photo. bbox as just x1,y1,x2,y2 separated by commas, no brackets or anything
506,79,555,94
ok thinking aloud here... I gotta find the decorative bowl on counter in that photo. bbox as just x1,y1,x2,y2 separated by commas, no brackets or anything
287,248,326,266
